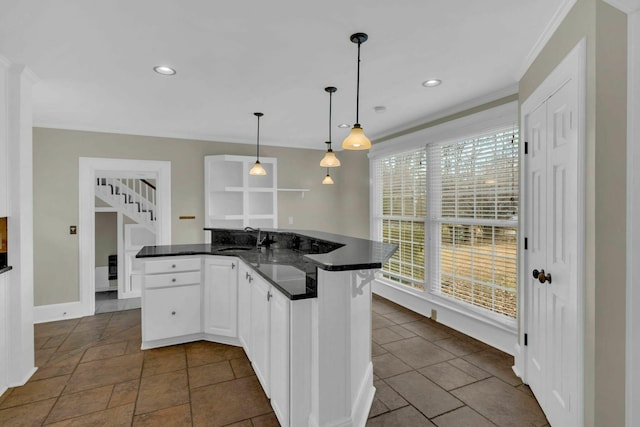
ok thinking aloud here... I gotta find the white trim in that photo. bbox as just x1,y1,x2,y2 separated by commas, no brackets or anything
33,301,86,324
7,367,37,388
515,0,578,80
519,38,586,427
372,280,517,354
369,101,518,159
77,158,171,320
627,8,640,427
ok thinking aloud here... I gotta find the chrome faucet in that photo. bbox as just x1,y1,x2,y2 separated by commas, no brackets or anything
244,226,264,248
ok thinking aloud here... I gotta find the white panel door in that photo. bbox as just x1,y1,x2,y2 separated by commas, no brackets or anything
525,77,579,427
123,224,156,299
204,257,238,337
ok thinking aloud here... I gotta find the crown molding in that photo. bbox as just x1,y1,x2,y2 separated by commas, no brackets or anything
603,0,640,13
515,0,578,81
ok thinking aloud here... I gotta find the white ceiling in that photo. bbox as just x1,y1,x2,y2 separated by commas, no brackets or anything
0,0,565,150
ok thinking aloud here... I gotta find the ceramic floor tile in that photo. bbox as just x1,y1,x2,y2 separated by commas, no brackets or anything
383,309,423,324
385,371,463,418
431,405,496,427
188,360,235,389
388,324,416,339
230,356,254,378
45,385,113,424
372,313,396,329
368,398,390,418
109,379,139,408
366,405,436,427
186,341,245,367
45,402,134,427
251,412,280,426
81,341,128,363
373,380,409,410
142,346,186,377
434,337,486,356
372,353,413,379
190,376,272,426
400,320,453,342
135,369,189,415
451,377,548,426
132,403,192,426
64,353,143,393
418,362,479,391
225,421,252,427
0,375,69,409
447,358,492,381
462,350,522,386
57,330,104,352
372,327,406,345
372,342,388,357
382,336,456,369
34,319,80,339
0,398,57,426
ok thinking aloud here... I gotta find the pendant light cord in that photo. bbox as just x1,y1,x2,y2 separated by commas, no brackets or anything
329,90,333,147
256,115,260,160
355,40,361,124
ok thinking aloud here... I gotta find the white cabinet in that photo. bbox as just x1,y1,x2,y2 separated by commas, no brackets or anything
250,272,271,396
204,155,278,233
269,287,290,427
238,261,252,353
141,257,202,347
203,257,238,337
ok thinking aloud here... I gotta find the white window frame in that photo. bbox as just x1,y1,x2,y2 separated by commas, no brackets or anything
369,101,519,353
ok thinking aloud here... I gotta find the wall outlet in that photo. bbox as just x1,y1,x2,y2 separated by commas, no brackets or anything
70,225,77,235
431,309,437,321
288,216,294,225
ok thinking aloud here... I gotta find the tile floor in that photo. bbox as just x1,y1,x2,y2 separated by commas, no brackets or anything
0,295,549,426
95,291,141,314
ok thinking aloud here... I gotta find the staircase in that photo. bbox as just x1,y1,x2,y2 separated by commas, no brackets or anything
95,177,157,231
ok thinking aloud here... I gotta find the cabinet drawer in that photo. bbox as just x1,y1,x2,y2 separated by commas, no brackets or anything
143,257,201,274
143,284,201,341
144,271,201,289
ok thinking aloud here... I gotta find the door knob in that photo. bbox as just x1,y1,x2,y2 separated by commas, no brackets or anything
532,269,552,284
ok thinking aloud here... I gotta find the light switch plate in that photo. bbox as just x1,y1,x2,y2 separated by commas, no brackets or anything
70,225,77,235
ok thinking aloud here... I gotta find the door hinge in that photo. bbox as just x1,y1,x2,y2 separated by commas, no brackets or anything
525,141,528,154
524,237,528,250
524,333,528,346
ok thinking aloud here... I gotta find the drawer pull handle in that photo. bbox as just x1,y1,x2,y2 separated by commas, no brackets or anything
246,272,250,280
171,278,176,283
171,311,176,315
171,264,176,268
267,291,272,301
232,263,236,269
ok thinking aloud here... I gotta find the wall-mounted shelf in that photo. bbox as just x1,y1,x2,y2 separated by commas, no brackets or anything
277,188,310,198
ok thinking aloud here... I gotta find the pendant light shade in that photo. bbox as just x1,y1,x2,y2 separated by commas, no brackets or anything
249,112,267,176
320,86,341,167
322,168,334,185
342,33,371,151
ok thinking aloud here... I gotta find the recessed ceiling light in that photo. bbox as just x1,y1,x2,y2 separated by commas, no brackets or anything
337,123,351,128
422,79,441,87
153,65,176,76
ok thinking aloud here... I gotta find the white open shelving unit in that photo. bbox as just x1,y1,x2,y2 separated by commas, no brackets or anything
204,155,278,235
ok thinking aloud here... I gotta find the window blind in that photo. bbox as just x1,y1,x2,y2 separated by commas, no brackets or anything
427,128,518,317
372,149,427,290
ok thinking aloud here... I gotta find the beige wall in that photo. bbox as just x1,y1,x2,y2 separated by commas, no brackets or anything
519,1,627,425
94,211,116,268
33,128,370,305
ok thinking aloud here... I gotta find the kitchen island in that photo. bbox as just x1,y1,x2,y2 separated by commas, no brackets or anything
137,228,397,427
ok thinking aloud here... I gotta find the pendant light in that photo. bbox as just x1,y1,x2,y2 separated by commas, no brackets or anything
322,168,334,185
249,112,267,176
342,32,371,150
320,86,341,167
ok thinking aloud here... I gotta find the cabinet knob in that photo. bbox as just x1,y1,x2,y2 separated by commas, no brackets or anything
171,311,176,315
171,278,176,283
171,264,176,268
249,276,253,283
232,263,235,269
267,291,272,301
246,271,250,280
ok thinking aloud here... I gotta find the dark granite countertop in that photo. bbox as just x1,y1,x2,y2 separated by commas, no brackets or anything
136,229,398,300
0,266,12,275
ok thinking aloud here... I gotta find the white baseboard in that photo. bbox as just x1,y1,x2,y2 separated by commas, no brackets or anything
352,362,375,427
33,301,88,323
8,367,37,388
373,280,517,355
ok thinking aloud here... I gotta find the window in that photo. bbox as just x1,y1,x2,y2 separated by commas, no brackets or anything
372,125,518,319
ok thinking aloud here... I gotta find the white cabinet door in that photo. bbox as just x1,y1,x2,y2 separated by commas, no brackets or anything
238,261,252,354
204,257,238,337
250,274,271,396
143,284,201,342
0,65,7,217
269,288,290,427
